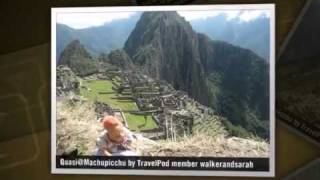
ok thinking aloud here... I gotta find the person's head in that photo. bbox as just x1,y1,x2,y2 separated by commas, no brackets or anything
102,116,125,143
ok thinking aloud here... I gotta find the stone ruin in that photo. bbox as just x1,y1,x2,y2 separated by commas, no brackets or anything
100,69,218,141
115,71,195,138
94,101,113,118
165,110,194,140
94,101,128,127
56,65,80,97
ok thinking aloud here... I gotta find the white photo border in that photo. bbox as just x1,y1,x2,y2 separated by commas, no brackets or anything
51,4,276,177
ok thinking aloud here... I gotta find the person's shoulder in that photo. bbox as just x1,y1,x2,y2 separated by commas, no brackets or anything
123,127,133,135
100,130,108,136
123,127,135,140
97,130,107,141
96,130,108,147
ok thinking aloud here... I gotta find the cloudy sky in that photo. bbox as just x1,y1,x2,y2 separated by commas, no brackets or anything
57,10,270,29
57,12,137,29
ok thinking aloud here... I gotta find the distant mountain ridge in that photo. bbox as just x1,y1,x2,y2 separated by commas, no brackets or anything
56,13,269,61
190,14,270,61
56,13,141,60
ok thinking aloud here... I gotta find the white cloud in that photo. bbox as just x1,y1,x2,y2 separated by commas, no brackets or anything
177,11,222,21
57,12,137,29
178,10,269,22
238,10,270,22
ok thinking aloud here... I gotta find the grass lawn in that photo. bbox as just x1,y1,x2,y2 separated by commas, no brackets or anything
113,76,122,86
80,80,137,110
125,113,157,131
80,80,157,131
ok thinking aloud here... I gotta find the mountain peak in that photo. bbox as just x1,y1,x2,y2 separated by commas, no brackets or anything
58,40,98,76
141,11,182,21
124,11,195,58
59,39,92,61
141,11,192,30
124,11,208,104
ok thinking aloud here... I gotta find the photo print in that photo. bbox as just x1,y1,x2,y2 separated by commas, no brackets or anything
51,4,275,177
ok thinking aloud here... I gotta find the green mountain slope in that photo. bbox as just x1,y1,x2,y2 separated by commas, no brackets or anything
58,40,99,76
124,11,269,138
